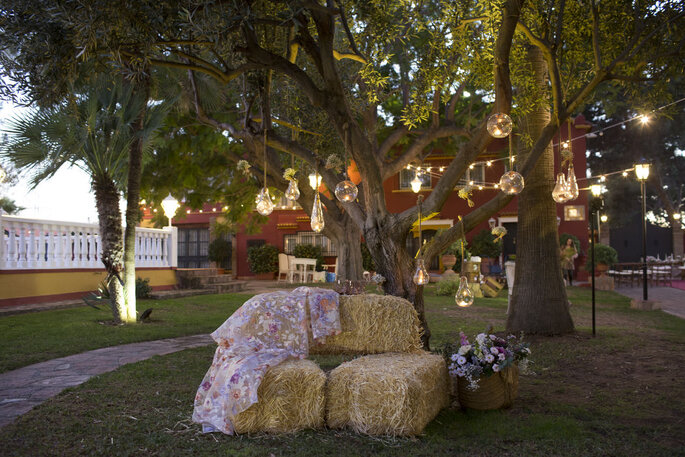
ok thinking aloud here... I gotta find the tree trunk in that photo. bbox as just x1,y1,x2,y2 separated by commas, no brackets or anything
93,175,126,324
123,78,150,323
364,221,431,349
327,221,363,281
506,46,574,335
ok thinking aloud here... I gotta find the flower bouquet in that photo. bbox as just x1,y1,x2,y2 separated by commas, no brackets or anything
443,331,530,410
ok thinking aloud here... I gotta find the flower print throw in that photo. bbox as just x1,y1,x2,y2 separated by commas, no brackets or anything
192,287,341,434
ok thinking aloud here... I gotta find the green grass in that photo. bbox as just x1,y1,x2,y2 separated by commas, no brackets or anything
0,294,251,373
2,286,685,456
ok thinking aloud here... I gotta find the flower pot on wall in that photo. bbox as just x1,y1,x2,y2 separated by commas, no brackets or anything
457,365,519,410
441,254,457,271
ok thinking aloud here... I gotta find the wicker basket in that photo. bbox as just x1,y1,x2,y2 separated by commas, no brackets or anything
457,365,519,410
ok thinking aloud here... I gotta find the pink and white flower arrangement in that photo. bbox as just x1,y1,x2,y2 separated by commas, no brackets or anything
443,331,531,390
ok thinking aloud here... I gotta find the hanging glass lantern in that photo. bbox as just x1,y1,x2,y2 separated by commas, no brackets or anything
308,172,322,190
285,179,300,201
552,173,569,203
335,180,358,202
255,187,274,216
566,164,579,201
486,113,513,138
498,171,525,195
410,173,423,193
455,276,474,307
310,192,325,232
412,259,430,285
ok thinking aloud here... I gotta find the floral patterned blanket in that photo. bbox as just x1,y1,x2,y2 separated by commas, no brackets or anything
192,287,341,434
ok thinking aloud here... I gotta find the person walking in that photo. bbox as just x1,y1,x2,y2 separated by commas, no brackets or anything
560,238,578,286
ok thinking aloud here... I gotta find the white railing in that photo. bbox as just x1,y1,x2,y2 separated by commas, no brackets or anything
0,212,177,270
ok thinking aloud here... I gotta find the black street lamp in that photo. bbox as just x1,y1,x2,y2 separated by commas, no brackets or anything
635,159,651,301
589,184,603,337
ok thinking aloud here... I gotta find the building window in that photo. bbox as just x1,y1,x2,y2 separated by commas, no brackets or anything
178,228,210,268
564,205,585,221
284,231,337,256
399,168,431,190
457,164,486,187
275,196,301,210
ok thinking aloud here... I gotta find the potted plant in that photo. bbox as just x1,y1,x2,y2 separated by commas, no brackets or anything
470,229,503,274
208,238,232,274
590,243,618,275
442,331,531,410
247,244,279,279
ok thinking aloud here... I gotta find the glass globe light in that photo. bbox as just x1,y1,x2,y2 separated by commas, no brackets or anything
310,192,325,232
410,174,423,193
412,259,430,285
600,214,608,223
285,179,300,201
255,188,274,216
552,173,569,203
566,164,579,201
673,213,681,220
334,180,358,202
487,113,513,138
455,276,474,307
498,171,525,195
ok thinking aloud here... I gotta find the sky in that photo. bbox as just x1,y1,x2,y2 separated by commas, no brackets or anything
1,101,100,223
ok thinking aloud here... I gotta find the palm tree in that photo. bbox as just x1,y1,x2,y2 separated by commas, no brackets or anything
1,78,165,323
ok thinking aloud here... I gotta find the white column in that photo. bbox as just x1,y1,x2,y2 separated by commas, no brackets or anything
0,210,5,270
168,226,178,268
26,223,37,268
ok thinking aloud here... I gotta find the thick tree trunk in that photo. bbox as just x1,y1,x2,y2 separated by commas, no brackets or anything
123,78,150,323
327,221,363,280
364,221,431,349
506,46,574,335
93,175,126,324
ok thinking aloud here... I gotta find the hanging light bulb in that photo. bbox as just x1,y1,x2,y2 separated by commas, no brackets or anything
412,259,430,285
455,276,474,307
552,173,569,203
310,192,325,232
308,172,322,190
410,172,423,193
335,180,358,202
566,164,579,201
285,179,300,201
255,187,274,216
486,113,513,138
498,171,524,195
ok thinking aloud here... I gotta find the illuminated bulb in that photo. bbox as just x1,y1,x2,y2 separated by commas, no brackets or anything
622,171,628,177
478,186,483,190
212,208,217,212
412,259,430,285
255,187,275,216
199,209,203,213
153,208,158,213
223,206,228,211
561,141,570,150
494,183,499,189
334,180,358,202
308,172,322,190
439,167,445,172
499,171,525,195
455,276,474,307
426,167,431,172
640,114,650,125
486,161,492,167
406,164,412,170
590,184,602,197
486,113,513,138
469,164,474,170
511,156,516,162
285,179,301,201
186,209,191,214
600,175,606,182
310,192,325,232
411,174,422,193
469,180,474,186
673,213,681,220
600,214,608,223
552,173,569,203
566,164,579,201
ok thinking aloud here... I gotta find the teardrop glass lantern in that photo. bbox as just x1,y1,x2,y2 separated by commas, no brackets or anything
255,187,274,216
498,171,525,195
285,179,300,201
310,192,325,233
486,113,513,138
335,179,358,202
552,173,569,203
566,164,579,201
413,258,430,285
455,276,474,307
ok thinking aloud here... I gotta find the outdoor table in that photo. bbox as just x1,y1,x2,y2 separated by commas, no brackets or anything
292,258,317,283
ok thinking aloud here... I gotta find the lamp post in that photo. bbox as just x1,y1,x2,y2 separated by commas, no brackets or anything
635,159,651,301
161,194,180,228
589,183,603,337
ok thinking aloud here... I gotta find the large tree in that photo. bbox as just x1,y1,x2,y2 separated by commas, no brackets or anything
2,0,683,344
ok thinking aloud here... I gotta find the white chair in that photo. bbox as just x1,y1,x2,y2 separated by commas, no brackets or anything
277,253,291,282
288,255,301,283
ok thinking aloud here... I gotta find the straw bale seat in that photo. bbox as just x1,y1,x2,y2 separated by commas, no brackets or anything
326,352,450,436
231,293,448,436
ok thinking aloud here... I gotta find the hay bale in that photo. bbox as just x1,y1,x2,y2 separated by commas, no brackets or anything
232,359,326,434
309,294,422,355
326,352,450,436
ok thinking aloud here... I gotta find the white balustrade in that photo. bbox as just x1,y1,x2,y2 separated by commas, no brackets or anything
0,212,177,270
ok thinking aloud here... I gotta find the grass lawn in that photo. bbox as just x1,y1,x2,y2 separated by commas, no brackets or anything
2,286,685,456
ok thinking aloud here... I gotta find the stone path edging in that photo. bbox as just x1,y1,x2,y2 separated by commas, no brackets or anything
0,334,212,428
